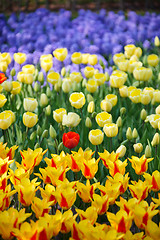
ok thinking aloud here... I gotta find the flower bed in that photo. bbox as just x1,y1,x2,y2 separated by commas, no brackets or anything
0,31,160,239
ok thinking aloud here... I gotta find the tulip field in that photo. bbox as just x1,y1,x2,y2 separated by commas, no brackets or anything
0,8,160,240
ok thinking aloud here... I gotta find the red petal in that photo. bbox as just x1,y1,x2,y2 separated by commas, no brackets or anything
152,175,159,191
84,163,92,178
39,229,48,240
71,155,80,171
142,212,148,226
72,223,81,240
60,193,68,209
140,159,147,173
117,217,126,233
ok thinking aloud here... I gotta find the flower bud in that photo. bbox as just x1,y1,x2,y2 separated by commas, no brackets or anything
132,128,138,139
10,68,16,77
38,72,44,84
126,127,132,140
45,105,51,116
105,72,110,81
37,125,42,136
154,36,160,47
49,125,57,139
62,80,71,93
58,142,63,152
116,116,122,128
116,145,126,158
156,105,160,114
40,93,48,107
85,117,92,128
87,101,95,113
99,59,105,69
133,143,143,153
151,133,160,147
61,67,66,77
140,109,147,121
46,87,52,97
91,112,97,119
87,94,94,103
145,145,152,158
30,131,37,141
42,129,48,139
120,107,126,115
82,78,87,88
34,82,40,92
34,143,40,149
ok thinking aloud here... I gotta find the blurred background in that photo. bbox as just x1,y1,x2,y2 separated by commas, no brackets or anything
0,0,160,13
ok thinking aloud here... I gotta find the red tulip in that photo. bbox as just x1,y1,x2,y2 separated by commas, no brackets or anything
0,73,7,84
62,132,80,149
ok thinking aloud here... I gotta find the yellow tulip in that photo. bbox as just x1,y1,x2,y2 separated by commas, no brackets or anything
133,143,143,154
86,79,98,93
110,70,127,88
14,52,26,64
47,71,60,85
53,108,67,123
56,179,77,210
11,81,21,95
140,92,151,105
76,206,98,225
107,209,133,233
31,197,53,218
20,147,47,171
113,53,125,65
133,67,152,81
105,94,117,107
41,59,53,72
134,47,142,58
53,48,68,61
147,54,159,67
92,194,109,215
0,94,7,108
0,61,8,72
95,112,112,127
0,208,31,240
88,54,98,65
128,155,153,175
22,64,35,74
76,179,99,203
23,112,38,128
23,98,38,112
103,123,118,137
127,60,142,73
0,111,12,130
100,99,112,112
118,59,129,72
24,73,34,84
88,129,104,145
124,44,136,58
70,72,82,83
40,54,53,62
71,52,82,64
84,66,95,78
62,112,81,128
93,73,106,86
129,89,141,104
69,92,85,109
81,53,90,64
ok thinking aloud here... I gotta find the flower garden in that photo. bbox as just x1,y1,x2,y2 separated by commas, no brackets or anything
0,8,160,240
